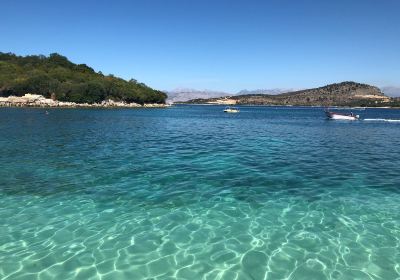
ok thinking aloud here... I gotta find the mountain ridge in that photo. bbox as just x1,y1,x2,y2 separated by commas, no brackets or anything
181,82,395,107
381,86,400,97
166,88,299,103
166,88,231,103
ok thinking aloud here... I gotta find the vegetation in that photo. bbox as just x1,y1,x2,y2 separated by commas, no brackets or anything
383,98,400,108
0,52,167,104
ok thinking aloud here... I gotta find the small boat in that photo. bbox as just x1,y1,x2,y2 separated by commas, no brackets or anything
224,106,240,113
325,110,359,120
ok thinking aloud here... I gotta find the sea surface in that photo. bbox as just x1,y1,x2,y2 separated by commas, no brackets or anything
1,106,399,280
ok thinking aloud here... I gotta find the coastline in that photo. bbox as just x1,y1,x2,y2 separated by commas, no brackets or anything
0,94,169,108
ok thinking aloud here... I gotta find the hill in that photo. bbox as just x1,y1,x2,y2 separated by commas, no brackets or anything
236,88,298,95
0,52,166,104
184,82,392,107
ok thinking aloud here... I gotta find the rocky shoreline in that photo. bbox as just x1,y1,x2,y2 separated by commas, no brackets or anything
0,94,169,108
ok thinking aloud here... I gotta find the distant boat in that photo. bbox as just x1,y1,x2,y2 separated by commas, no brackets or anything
224,106,240,113
325,109,359,120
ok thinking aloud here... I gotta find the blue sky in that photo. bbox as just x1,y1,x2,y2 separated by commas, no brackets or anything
1,0,399,92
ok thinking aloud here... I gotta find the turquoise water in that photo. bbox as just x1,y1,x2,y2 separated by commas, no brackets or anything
1,106,400,280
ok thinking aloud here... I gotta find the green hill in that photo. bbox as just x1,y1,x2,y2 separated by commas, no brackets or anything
0,52,166,104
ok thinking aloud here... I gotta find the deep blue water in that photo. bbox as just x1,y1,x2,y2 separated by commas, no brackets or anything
0,106,400,280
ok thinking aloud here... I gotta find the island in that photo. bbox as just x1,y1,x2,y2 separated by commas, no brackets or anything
181,82,400,107
0,52,167,107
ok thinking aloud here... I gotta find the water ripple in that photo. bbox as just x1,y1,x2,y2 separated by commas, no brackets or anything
1,106,400,279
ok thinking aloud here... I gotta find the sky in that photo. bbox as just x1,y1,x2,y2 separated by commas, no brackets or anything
1,0,400,93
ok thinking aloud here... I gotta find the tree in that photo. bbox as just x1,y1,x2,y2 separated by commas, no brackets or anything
0,52,166,104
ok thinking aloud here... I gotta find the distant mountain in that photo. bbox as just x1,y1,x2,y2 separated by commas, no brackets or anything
184,82,394,107
168,88,299,103
237,88,298,95
381,86,400,97
166,88,231,103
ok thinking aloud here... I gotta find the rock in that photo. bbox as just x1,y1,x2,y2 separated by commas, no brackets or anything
0,94,169,108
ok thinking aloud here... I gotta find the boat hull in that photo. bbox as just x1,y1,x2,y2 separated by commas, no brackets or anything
224,107,240,113
326,112,359,120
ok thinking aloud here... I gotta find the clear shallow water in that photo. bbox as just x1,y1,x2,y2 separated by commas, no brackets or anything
0,106,400,280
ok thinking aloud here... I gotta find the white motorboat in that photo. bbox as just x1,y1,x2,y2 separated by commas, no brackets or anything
325,110,359,120
224,106,240,113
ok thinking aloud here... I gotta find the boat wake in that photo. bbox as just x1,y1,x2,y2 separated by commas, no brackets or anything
363,118,400,122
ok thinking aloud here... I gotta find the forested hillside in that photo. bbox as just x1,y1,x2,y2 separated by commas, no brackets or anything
0,52,166,104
